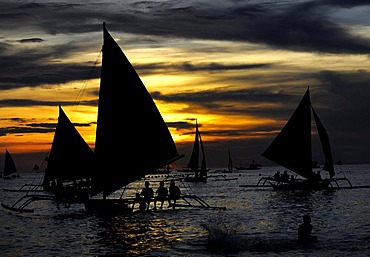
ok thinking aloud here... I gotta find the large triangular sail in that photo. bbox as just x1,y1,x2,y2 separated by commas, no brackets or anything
43,105,95,187
4,149,17,177
91,22,183,198
262,88,312,179
261,87,334,180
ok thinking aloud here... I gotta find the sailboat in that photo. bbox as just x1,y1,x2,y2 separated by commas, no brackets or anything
84,22,184,214
261,87,336,190
183,119,208,182
222,148,233,173
42,105,96,189
2,149,18,179
1,105,95,212
235,159,262,171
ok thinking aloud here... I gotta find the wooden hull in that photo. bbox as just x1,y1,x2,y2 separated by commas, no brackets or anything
84,199,133,215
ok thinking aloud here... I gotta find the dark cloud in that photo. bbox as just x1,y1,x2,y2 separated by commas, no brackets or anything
1,1,370,53
0,120,94,137
18,38,44,43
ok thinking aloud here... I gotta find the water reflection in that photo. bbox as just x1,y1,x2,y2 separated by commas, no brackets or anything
94,212,188,256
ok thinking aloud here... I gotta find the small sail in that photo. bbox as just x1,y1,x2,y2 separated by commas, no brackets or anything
227,149,233,172
92,23,182,198
187,120,207,178
199,132,207,178
43,105,95,187
188,120,200,173
312,107,335,178
4,149,17,177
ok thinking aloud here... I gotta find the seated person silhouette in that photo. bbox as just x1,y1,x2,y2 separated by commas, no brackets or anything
298,214,318,243
141,181,154,210
154,181,168,210
168,180,181,210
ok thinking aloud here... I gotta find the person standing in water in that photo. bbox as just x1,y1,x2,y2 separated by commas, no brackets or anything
298,214,318,243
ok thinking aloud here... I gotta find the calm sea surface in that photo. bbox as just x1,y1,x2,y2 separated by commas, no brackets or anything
1,164,370,257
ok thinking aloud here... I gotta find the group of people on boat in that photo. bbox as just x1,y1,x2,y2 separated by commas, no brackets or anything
136,180,181,211
273,170,323,185
47,179,90,209
273,170,295,183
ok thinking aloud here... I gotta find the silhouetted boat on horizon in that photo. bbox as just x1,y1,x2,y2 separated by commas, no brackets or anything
221,148,234,173
1,149,18,179
183,119,209,182
235,159,262,171
258,87,352,190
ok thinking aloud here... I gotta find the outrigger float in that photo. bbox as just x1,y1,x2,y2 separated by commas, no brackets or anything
240,174,370,190
239,175,357,190
1,191,226,214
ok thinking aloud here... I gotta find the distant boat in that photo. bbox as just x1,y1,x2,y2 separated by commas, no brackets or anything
183,119,209,182
235,159,262,171
222,148,233,173
260,87,350,190
2,149,18,179
1,106,95,212
42,105,96,190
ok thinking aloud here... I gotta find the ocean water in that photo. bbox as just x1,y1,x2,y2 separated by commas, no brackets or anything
1,164,370,257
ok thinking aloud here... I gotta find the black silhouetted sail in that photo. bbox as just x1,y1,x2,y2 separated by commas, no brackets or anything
90,22,183,198
43,105,95,187
313,107,334,177
261,87,335,180
3,149,17,177
221,148,233,173
227,149,233,172
184,120,208,181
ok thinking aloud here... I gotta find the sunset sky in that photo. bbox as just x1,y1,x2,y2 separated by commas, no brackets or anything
1,0,370,171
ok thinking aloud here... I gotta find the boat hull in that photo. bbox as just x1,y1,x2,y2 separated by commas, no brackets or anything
184,176,207,182
272,179,332,191
84,199,133,215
